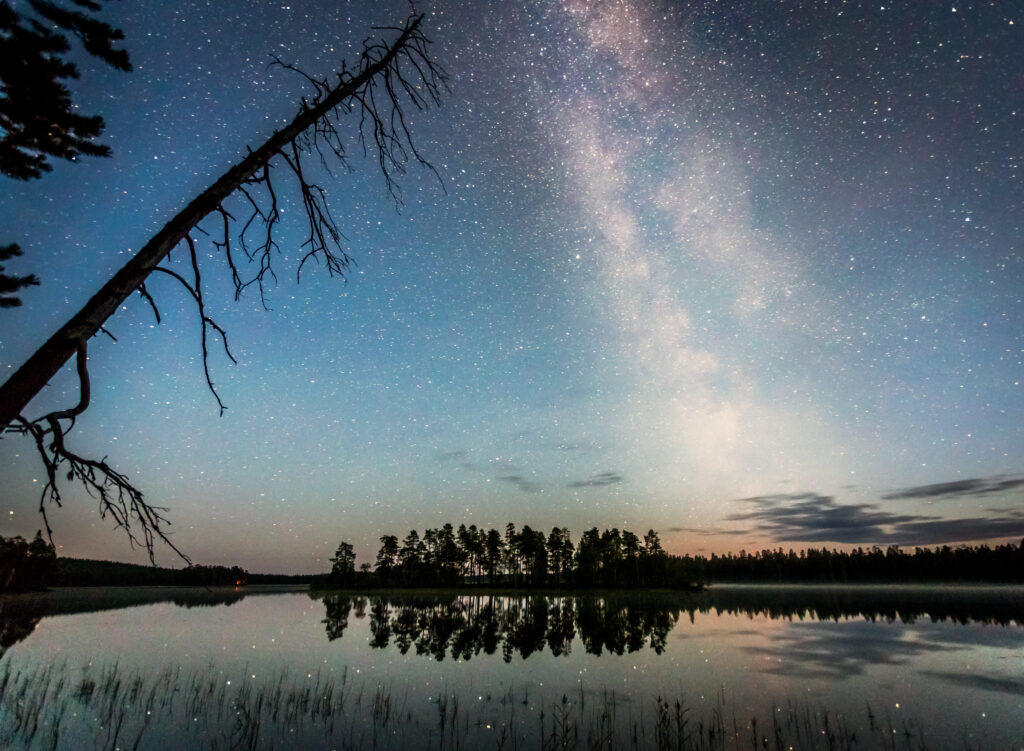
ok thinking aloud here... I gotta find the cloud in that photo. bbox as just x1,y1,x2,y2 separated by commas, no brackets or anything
436,450,476,470
885,517,1024,547
723,492,1024,546
555,442,592,453
881,476,1024,501
987,506,1024,515
567,471,623,488
664,526,749,537
726,493,921,544
498,475,542,494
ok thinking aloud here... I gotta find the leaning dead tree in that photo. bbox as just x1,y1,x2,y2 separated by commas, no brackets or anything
0,14,447,562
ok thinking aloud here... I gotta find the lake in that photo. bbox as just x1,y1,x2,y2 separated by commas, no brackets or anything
1,585,1022,749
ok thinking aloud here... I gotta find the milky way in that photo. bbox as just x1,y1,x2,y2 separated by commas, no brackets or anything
1,1,1021,571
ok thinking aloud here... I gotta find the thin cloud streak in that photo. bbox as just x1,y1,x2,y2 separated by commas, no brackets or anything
882,477,1024,501
567,471,623,488
499,475,542,494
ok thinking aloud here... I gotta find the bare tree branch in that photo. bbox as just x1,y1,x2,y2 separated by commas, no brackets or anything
0,13,447,562
136,281,161,324
151,236,237,415
8,343,192,564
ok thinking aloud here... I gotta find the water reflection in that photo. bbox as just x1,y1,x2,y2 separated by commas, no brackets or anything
0,598,45,660
0,585,300,657
695,584,1024,626
318,594,683,661
0,587,1021,749
740,620,959,679
919,670,1024,697
313,585,1024,663
323,594,626,661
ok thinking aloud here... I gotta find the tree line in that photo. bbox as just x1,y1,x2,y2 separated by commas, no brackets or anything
319,523,694,590
321,526,1024,589
0,535,252,592
682,541,1024,583
1,532,57,592
55,558,250,588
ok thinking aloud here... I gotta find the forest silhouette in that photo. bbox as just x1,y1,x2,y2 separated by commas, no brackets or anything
4,526,1022,599
318,522,1024,589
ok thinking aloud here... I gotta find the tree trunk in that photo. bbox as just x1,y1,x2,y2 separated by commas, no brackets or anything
0,18,421,432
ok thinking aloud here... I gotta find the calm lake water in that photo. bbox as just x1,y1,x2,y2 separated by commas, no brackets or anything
0,585,1022,749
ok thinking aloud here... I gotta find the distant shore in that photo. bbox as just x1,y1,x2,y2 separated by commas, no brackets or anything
0,584,306,617
4,582,1024,625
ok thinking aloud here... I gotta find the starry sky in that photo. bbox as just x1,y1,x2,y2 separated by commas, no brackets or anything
1,0,1022,573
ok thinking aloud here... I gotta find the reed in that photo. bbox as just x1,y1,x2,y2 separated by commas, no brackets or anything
0,659,966,750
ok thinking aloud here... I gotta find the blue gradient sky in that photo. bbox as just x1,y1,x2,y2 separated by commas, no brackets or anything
2,0,1022,573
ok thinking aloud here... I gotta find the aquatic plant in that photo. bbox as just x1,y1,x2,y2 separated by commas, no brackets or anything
0,658,959,750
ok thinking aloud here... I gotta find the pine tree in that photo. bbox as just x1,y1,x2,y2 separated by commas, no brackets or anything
0,244,39,307
329,541,356,586
0,0,130,180
1,0,132,306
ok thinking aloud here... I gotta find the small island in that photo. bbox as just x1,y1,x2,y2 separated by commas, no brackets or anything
311,523,1024,591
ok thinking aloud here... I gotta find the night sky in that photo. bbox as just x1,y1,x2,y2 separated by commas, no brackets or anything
2,0,1022,573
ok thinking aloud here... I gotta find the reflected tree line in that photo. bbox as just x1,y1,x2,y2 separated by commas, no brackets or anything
0,586,253,659
694,584,1024,626
320,524,697,589
0,597,46,659
315,587,1024,662
319,593,678,661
